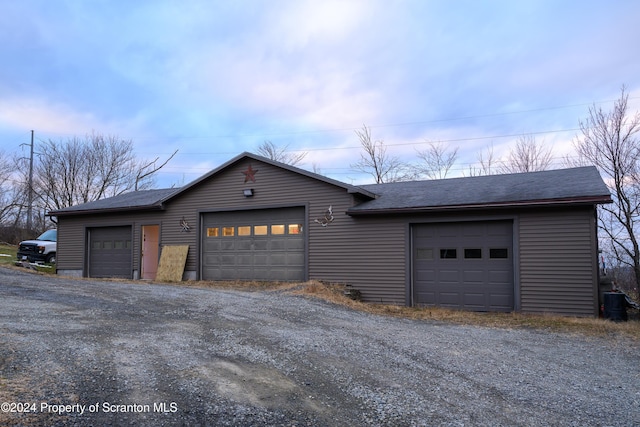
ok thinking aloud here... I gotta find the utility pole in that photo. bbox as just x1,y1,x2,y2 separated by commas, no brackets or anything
27,130,34,232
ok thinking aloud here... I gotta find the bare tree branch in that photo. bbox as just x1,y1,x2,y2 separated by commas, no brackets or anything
257,141,307,166
499,135,553,174
32,132,177,213
350,125,410,183
414,141,458,179
135,149,179,190
0,150,20,224
572,85,640,290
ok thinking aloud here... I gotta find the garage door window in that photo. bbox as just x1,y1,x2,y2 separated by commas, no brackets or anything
271,225,285,235
209,224,306,237
416,248,434,260
490,248,509,259
464,248,482,259
440,249,457,259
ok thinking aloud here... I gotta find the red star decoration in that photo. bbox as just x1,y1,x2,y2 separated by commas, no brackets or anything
242,165,258,183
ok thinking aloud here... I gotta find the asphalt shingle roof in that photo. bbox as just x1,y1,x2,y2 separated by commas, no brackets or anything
50,188,178,214
49,162,610,217
349,166,611,213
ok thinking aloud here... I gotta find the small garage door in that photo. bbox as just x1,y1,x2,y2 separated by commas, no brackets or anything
412,221,513,312
202,207,305,281
88,226,133,278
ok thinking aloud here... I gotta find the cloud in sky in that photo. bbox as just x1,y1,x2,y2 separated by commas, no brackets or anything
1,0,639,186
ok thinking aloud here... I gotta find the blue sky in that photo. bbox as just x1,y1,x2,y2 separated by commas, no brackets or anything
1,0,639,188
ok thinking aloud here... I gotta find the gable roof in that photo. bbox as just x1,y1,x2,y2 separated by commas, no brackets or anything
49,152,375,216
348,166,611,215
49,152,611,218
160,152,377,203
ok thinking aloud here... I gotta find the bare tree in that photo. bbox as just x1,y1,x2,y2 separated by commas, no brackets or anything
32,132,177,213
499,135,553,173
572,86,640,291
351,125,410,183
0,151,44,241
0,150,19,225
466,143,498,176
257,141,307,166
414,141,458,179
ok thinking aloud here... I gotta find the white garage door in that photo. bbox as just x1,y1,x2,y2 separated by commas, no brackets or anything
201,207,305,281
412,221,514,312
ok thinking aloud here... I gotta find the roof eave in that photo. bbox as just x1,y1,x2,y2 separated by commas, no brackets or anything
48,203,165,217
347,187,377,199
346,196,613,216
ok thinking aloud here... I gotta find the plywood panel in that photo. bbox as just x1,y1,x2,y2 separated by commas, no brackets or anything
156,245,189,282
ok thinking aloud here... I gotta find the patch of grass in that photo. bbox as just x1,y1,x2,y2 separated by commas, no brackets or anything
291,281,640,341
174,279,302,292
0,243,56,274
0,244,17,266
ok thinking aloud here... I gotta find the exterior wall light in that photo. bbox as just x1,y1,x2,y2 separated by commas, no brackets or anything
243,189,254,197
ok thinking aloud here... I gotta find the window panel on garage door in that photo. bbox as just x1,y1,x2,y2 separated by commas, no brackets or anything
88,226,132,279
202,207,305,281
413,221,513,312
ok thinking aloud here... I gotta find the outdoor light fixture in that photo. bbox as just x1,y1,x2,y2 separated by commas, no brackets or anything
243,189,254,197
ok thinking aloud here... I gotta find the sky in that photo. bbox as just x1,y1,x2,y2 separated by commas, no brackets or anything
1,0,639,188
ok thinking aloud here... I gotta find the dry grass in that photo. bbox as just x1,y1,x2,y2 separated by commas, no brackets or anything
174,279,304,293
290,281,640,341
0,244,56,274
0,243,17,267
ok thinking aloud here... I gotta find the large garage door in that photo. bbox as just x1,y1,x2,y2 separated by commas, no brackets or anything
88,226,132,278
413,221,513,312
202,207,305,281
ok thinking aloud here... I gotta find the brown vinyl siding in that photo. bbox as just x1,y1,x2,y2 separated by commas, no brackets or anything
56,218,86,269
165,158,406,302
160,158,357,275
92,158,404,302
518,207,598,316
56,211,160,275
53,155,607,315
310,215,406,304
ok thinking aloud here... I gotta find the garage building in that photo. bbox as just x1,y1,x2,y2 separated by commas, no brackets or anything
49,152,612,316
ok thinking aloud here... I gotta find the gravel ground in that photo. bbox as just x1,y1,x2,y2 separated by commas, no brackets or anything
0,266,639,426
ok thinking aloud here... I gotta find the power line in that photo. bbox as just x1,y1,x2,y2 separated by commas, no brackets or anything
136,126,582,158
27,96,638,143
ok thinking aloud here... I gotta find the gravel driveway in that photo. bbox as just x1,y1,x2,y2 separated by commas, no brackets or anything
0,266,639,426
